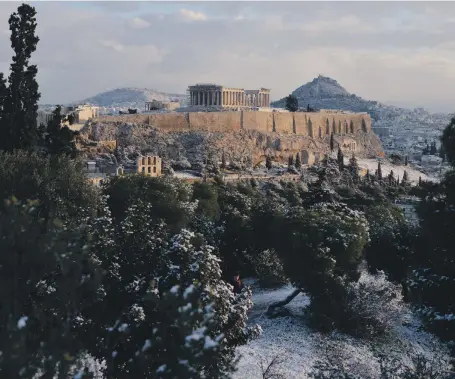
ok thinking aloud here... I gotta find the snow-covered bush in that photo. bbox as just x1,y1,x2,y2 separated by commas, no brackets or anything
81,200,259,378
345,270,405,338
0,198,103,379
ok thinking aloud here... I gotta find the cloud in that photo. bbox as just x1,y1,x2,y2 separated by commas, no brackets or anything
178,9,207,22
99,39,124,52
0,1,454,111
128,17,151,29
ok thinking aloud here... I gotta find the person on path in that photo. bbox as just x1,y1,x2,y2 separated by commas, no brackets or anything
232,272,243,294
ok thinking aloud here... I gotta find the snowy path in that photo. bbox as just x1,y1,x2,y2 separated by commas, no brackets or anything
234,277,451,379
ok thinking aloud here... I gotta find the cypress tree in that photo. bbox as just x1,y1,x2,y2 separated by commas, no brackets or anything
0,4,41,151
387,170,395,185
337,147,344,171
44,105,77,156
0,73,6,115
266,155,272,170
402,170,410,186
295,152,301,169
405,155,408,166
221,152,226,169
377,161,382,180
330,132,334,152
418,176,422,186
288,155,294,168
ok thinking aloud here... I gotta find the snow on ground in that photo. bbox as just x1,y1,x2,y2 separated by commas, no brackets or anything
234,273,451,379
173,171,201,179
353,158,437,184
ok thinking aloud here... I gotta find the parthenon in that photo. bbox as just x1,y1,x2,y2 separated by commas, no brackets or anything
188,84,271,108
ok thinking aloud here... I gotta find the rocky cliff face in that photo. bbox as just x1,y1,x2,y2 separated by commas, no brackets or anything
80,121,383,171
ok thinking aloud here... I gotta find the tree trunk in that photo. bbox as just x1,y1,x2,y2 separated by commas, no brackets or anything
266,289,301,315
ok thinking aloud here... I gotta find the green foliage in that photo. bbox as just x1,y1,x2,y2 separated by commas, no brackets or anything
0,198,102,378
273,203,370,332
0,4,41,151
192,181,219,220
337,147,344,171
266,155,272,170
103,175,194,231
0,150,98,221
348,154,359,182
295,152,301,169
284,94,299,112
44,105,78,156
82,200,259,378
377,161,382,180
364,205,415,286
255,249,288,289
441,117,455,165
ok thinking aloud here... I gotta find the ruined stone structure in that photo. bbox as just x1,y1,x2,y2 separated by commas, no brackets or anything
145,100,180,111
187,84,271,108
87,110,383,172
96,109,371,136
137,155,162,177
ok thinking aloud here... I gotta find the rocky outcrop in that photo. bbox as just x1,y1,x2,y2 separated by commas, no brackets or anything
80,121,383,170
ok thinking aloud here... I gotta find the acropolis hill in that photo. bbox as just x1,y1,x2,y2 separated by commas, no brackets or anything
82,82,384,168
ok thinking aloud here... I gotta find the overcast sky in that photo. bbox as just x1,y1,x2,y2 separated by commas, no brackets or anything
0,1,455,112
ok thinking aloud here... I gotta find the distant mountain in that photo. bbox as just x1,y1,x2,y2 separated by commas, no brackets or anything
272,75,390,121
71,87,186,110
272,75,452,142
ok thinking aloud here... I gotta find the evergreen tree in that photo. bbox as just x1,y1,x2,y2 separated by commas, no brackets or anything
284,94,298,112
221,151,226,169
0,198,102,378
0,4,41,151
295,152,301,170
423,144,430,155
348,153,359,182
396,175,400,186
330,132,334,152
265,155,272,170
387,170,395,186
441,117,455,164
0,73,6,115
44,105,77,156
402,170,410,186
405,155,408,166
377,161,382,180
419,176,422,186
288,155,294,169
430,141,437,155
337,147,344,171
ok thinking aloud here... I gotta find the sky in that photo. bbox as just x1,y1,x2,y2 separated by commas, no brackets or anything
0,1,455,112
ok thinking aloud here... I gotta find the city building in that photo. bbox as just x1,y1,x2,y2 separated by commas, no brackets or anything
187,84,271,109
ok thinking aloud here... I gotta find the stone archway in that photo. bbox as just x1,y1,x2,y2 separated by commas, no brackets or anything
301,150,310,165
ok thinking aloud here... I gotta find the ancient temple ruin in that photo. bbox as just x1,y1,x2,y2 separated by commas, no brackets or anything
187,84,271,108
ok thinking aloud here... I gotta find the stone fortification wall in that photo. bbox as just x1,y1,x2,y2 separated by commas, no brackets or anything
96,110,371,137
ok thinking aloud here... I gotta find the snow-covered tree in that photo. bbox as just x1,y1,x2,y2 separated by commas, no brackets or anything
83,200,259,378
0,198,103,378
268,203,370,333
